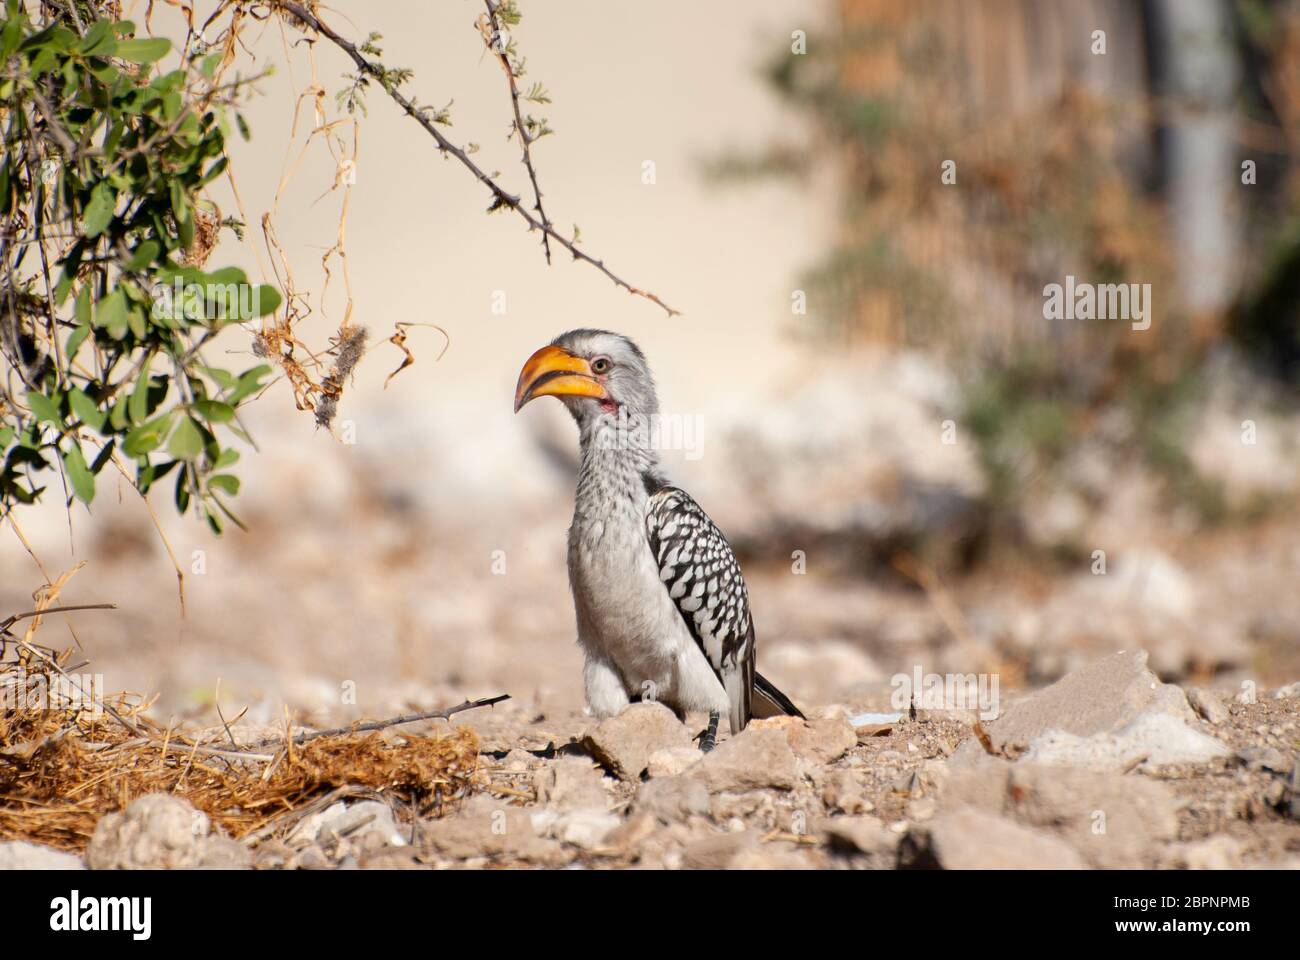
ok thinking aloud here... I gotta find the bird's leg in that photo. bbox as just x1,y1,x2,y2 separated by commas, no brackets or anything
698,710,720,753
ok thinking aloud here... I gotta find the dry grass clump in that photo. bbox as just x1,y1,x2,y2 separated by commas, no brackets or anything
268,725,479,818
0,654,481,852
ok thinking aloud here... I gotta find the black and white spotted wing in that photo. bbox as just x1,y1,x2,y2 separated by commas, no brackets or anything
645,487,755,727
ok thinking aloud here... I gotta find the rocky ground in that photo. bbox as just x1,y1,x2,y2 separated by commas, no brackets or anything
2,649,1296,870
3,349,1299,870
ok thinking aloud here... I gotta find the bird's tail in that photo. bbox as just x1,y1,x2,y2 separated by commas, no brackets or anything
751,671,805,721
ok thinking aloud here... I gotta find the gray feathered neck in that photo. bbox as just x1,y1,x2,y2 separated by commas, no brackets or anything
550,329,670,515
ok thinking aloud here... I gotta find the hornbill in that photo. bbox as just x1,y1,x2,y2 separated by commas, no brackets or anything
514,329,804,751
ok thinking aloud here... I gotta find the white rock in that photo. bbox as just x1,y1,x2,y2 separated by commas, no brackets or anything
579,702,693,780
556,810,621,850
288,800,406,849
531,808,619,851
1022,712,1229,770
633,776,711,824
690,726,799,792
646,746,702,778
87,794,250,870
902,807,1087,870
533,757,608,811
0,840,84,870
974,649,1197,759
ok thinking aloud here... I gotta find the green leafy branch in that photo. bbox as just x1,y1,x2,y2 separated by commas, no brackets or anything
0,3,279,532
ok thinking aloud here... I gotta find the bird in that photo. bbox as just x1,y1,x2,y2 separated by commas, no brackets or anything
513,329,804,751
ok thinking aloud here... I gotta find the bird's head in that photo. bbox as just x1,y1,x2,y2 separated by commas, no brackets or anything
513,329,659,425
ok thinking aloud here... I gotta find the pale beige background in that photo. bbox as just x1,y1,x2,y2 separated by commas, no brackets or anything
211,0,834,501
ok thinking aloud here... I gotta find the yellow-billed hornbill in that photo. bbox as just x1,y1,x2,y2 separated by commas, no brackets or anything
514,329,803,751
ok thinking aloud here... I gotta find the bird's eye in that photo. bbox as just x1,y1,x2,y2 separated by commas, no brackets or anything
591,357,612,374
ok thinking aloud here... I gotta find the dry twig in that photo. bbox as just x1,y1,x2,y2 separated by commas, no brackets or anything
248,693,512,748
478,0,554,263
274,1,680,316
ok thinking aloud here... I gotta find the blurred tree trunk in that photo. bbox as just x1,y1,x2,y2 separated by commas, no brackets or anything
1147,0,1242,338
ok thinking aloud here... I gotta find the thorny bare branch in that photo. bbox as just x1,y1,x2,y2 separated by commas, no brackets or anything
246,693,513,748
478,0,553,264
273,1,681,317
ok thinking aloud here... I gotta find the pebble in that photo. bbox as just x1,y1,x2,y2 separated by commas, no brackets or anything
1187,687,1230,725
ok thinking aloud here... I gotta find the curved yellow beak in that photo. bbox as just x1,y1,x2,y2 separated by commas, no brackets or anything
513,344,609,413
